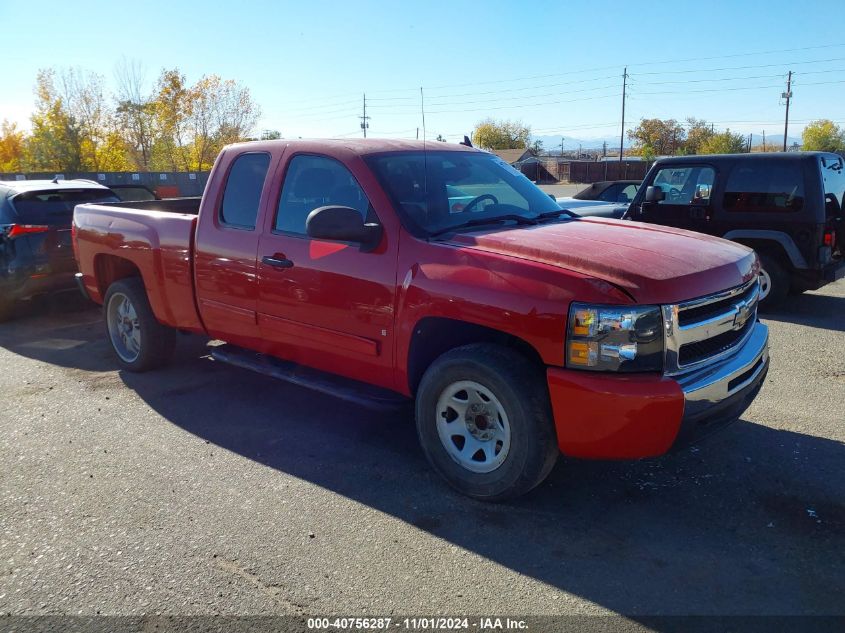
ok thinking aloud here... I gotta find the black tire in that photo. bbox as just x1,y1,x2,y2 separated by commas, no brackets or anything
758,253,789,311
415,344,559,502
0,299,14,323
103,277,175,372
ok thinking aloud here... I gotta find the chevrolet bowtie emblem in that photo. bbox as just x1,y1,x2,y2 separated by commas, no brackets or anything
733,301,752,330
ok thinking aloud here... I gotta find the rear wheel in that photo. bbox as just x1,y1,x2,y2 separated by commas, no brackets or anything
415,344,559,501
757,253,789,311
0,299,13,323
103,278,175,372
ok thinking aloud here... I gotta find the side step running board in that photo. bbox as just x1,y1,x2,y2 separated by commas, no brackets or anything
210,344,409,411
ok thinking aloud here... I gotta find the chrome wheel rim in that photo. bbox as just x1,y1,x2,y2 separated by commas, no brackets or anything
758,268,772,300
435,380,511,473
107,292,141,363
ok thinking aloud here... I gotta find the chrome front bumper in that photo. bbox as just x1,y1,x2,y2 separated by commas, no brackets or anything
672,320,769,446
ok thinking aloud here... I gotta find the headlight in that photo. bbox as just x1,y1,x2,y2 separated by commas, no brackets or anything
566,303,664,372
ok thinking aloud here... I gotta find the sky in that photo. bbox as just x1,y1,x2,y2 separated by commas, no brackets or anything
2,0,844,149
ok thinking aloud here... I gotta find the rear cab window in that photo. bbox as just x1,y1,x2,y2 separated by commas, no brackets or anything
820,154,845,218
219,152,271,229
723,159,805,213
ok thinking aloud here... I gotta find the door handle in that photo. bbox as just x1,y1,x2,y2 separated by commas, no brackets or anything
262,255,294,269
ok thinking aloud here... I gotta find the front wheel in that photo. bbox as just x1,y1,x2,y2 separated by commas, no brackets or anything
103,278,175,372
415,344,559,501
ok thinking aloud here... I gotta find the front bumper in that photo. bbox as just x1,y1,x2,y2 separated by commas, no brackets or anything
547,321,769,459
672,321,769,447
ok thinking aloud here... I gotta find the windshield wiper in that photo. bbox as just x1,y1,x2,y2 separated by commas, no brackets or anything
429,214,538,238
535,209,576,222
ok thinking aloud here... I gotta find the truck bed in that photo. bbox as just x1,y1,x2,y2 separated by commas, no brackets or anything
73,199,204,332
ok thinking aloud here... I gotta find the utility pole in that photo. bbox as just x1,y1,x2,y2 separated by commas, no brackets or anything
360,93,370,138
748,133,753,153
763,130,767,152
560,138,564,156
782,71,793,152
619,66,627,164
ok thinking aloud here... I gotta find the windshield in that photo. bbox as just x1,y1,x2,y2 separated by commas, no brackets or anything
12,189,120,225
367,151,562,236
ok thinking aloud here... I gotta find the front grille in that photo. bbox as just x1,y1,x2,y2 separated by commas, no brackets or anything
678,313,755,366
678,279,758,326
665,277,760,374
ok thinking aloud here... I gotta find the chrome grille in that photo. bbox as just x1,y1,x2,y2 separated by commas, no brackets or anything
663,278,760,375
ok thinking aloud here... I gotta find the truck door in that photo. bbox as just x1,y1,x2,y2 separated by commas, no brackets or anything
194,151,273,347
255,152,398,390
639,164,717,235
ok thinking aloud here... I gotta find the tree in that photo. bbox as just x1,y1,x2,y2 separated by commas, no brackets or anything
115,58,157,170
260,130,282,140
628,118,686,156
699,129,747,154
529,138,544,154
0,120,26,171
802,119,845,152
684,118,716,155
472,118,531,150
27,69,84,171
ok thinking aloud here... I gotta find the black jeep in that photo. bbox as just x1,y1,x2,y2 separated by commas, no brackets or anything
621,152,845,308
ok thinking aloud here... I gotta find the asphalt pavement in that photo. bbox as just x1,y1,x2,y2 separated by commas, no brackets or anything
1,281,843,623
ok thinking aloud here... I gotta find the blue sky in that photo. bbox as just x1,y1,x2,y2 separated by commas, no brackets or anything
2,0,844,147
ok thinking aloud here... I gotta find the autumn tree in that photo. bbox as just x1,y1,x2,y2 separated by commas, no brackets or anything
0,120,26,171
699,129,747,154
472,119,531,150
801,119,845,152
684,118,716,155
628,118,686,156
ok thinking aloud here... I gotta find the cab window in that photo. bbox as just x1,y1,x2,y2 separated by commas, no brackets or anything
652,166,715,205
723,160,804,213
275,155,372,235
219,152,271,229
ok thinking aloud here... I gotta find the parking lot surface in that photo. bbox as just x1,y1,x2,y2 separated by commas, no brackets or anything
1,282,843,619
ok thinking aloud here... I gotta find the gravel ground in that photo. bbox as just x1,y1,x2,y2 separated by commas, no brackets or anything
0,281,843,621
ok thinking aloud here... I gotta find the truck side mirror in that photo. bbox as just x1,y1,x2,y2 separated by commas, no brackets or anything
644,186,665,203
306,205,383,252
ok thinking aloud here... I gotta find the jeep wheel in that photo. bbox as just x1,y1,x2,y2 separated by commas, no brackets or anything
757,254,788,311
104,278,175,372
415,344,558,501
0,299,13,323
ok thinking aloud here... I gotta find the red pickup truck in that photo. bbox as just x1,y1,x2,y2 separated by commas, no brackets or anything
73,139,769,500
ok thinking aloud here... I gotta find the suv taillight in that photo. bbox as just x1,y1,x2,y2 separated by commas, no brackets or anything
7,224,50,238
823,228,836,248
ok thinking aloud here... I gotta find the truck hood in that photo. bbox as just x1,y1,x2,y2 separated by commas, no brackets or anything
442,217,757,304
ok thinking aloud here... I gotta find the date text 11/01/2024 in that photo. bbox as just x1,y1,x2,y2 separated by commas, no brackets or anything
307,617,528,630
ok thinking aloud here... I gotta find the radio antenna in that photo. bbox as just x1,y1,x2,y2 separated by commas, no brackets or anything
420,86,427,142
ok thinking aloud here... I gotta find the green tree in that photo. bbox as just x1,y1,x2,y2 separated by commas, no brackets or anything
699,129,747,154
684,118,715,155
472,118,531,150
628,118,685,155
801,119,845,152
27,69,84,171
